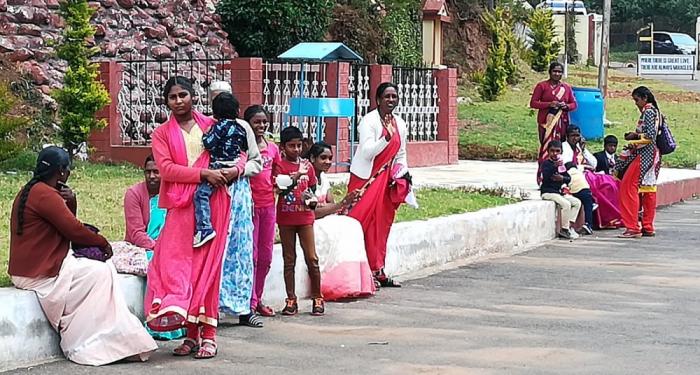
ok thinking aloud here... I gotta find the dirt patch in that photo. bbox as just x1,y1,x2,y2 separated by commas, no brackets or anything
458,143,536,161
459,118,494,131
608,90,700,103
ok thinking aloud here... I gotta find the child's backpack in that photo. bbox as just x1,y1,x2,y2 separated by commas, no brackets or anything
656,114,676,155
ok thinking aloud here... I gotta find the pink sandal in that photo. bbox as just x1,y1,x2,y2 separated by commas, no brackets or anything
194,339,217,359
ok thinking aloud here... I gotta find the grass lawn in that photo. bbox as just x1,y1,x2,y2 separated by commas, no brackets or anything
459,66,700,168
1,162,519,287
1,162,143,287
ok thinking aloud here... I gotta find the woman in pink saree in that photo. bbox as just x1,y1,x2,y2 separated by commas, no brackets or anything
530,62,578,185
145,76,238,359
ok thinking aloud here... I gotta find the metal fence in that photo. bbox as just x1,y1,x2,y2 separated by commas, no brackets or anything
261,60,329,142
116,54,232,146
392,67,440,142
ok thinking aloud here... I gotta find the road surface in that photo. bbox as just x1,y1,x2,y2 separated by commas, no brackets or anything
7,200,700,375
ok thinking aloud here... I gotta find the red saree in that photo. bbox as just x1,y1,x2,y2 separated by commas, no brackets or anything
347,121,402,272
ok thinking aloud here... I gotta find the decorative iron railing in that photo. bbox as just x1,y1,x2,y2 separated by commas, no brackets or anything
262,60,329,141
348,63,371,145
392,67,440,142
116,53,232,146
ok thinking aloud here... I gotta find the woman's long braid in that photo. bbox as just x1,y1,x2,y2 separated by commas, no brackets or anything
16,175,43,235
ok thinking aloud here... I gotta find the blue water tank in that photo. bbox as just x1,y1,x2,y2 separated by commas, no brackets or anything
570,87,604,140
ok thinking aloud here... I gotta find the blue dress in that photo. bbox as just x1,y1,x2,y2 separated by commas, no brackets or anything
219,178,255,315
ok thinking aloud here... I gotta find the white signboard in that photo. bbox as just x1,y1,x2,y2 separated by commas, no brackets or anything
637,54,696,77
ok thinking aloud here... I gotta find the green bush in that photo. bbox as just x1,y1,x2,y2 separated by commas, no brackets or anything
52,0,110,158
379,0,423,66
327,0,422,66
329,1,385,63
528,9,562,72
217,0,334,58
479,6,519,101
0,82,28,163
479,41,508,101
0,150,37,171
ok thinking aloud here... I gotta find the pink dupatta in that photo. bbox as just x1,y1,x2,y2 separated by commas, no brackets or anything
159,111,214,208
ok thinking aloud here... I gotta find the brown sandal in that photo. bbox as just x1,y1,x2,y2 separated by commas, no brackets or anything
194,339,217,359
173,338,199,356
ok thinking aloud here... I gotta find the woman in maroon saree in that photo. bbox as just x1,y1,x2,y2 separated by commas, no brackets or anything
530,62,578,184
346,82,409,288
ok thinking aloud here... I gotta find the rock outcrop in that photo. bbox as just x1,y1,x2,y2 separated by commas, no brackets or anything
0,0,234,95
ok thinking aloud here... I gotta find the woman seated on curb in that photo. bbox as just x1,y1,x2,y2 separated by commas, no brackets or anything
123,154,185,341
305,142,376,301
8,146,157,366
124,154,166,250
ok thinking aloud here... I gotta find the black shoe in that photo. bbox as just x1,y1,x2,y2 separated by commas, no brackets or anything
281,298,298,316
311,298,325,316
582,225,593,235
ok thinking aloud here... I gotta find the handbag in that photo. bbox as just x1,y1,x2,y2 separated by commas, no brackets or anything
656,114,676,155
72,224,109,262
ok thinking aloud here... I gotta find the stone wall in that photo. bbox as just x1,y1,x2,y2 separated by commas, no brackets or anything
0,0,233,97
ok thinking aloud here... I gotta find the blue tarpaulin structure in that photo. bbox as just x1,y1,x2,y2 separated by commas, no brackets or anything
277,43,363,166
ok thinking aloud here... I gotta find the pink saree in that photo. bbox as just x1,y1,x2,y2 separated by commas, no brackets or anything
570,146,622,229
145,111,232,331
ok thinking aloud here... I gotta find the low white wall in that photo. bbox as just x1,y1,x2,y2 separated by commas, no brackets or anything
260,200,556,304
0,200,556,371
0,275,145,372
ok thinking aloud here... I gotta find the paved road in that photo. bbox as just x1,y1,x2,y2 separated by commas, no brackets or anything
614,67,700,93
7,200,700,375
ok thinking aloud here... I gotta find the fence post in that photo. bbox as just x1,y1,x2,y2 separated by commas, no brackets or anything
435,67,458,164
230,58,264,115
90,61,121,161
369,64,393,111
324,61,351,172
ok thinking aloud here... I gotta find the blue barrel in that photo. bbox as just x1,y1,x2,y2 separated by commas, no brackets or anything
570,87,604,140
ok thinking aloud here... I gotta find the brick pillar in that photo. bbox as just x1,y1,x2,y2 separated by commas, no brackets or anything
90,61,122,161
436,67,458,164
369,64,393,111
230,58,263,115
325,62,351,172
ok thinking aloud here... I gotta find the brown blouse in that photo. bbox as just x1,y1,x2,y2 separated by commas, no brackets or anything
9,182,108,278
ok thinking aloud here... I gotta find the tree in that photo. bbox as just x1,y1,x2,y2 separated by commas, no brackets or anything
329,1,384,63
217,0,334,58
52,0,110,158
528,9,562,72
379,0,423,66
565,7,579,64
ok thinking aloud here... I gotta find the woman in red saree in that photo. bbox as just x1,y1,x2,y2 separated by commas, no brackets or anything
347,82,409,288
530,62,578,184
145,76,239,359
615,86,662,238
